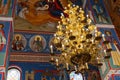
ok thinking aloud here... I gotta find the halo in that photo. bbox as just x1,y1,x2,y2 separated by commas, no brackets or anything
14,34,22,40
34,35,41,41
0,24,4,29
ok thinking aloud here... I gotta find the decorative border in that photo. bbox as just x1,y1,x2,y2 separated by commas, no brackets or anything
14,30,55,34
96,24,114,28
10,53,59,62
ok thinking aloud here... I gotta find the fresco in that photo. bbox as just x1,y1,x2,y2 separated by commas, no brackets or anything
15,0,64,32
87,71,101,80
11,31,63,54
0,24,6,51
14,0,83,32
99,28,120,51
9,61,102,80
89,0,112,24
12,34,27,51
0,21,11,66
9,62,69,80
0,0,15,17
29,35,46,52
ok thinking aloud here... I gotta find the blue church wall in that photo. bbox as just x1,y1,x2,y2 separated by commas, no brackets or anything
9,62,69,80
0,74,1,80
113,75,120,80
9,61,101,80
98,28,120,49
0,21,12,66
87,0,112,24
0,20,13,80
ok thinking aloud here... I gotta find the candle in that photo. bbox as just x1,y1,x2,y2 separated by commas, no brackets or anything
85,63,88,69
81,44,83,48
74,66,77,71
50,45,53,53
86,14,88,18
66,63,69,70
102,34,106,41
64,53,67,57
62,44,65,50
104,50,107,56
106,43,112,49
54,34,56,37
56,59,58,63
91,39,94,44
56,59,59,66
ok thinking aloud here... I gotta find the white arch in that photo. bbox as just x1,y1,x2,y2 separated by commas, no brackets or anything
70,71,83,80
7,67,21,80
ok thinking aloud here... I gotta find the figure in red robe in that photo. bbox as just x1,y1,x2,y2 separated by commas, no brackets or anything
0,24,6,51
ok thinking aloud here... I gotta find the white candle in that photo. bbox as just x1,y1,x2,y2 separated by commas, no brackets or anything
80,44,82,49
66,63,69,70
86,14,88,18
107,43,112,49
62,44,65,50
102,34,106,41
64,53,67,57
56,59,59,66
56,59,58,62
61,13,64,16
85,63,88,69
54,34,56,37
91,39,94,44
104,50,107,56
74,66,77,71
50,45,53,53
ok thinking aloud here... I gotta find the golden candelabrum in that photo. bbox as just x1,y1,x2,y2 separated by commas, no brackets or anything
49,4,112,73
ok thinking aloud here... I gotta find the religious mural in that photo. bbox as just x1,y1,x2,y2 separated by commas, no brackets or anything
8,0,120,80
12,34,26,51
0,0,15,16
97,27,120,51
0,21,12,66
87,71,101,80
103,0,120,39
15,0,83,32
49,37,58,53
89,0,112,24
15,0,64,32
11,31,61,53
0,24,6,51
29,35,46,52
